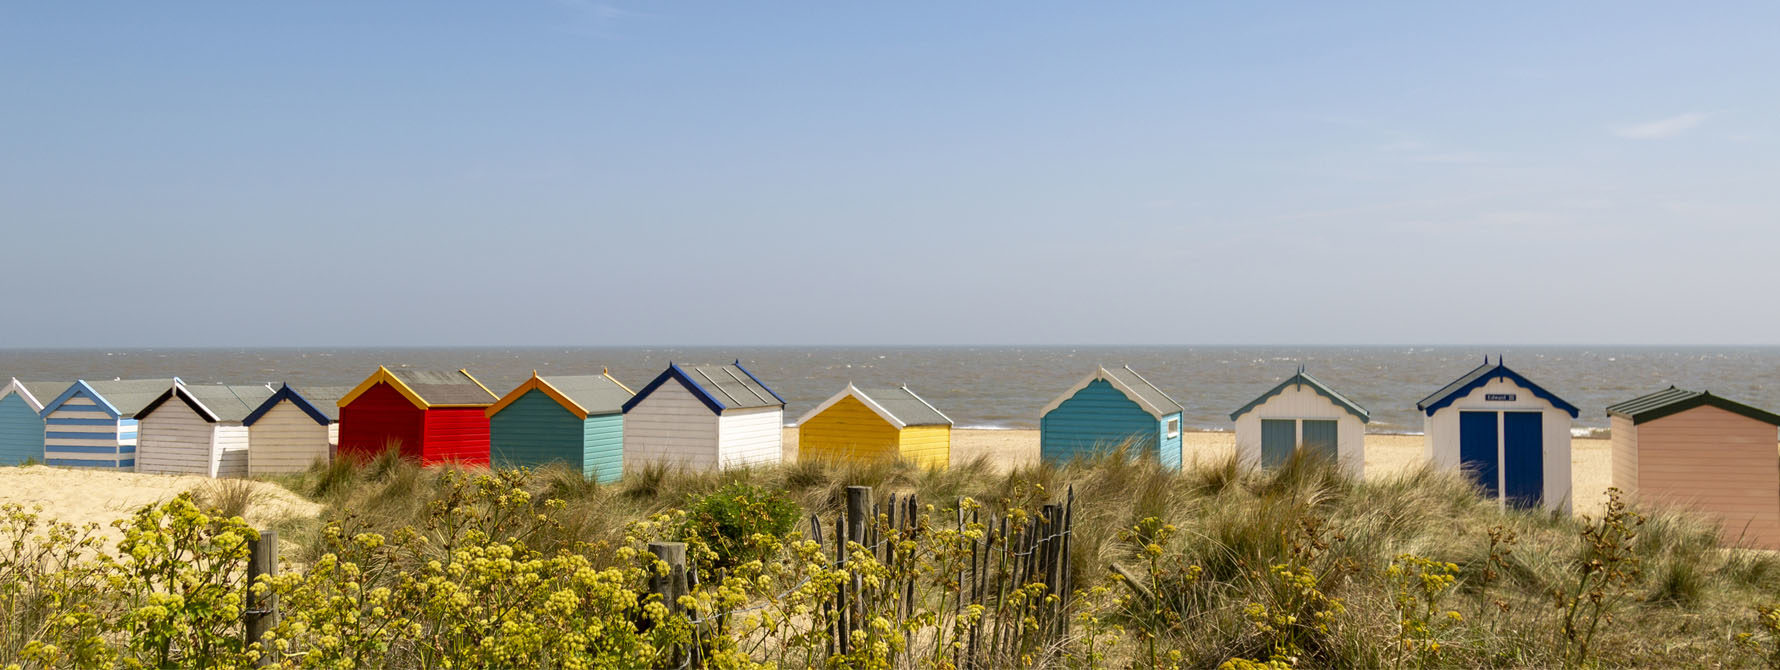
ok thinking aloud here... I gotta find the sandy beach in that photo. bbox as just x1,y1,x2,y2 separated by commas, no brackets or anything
0,466,321,542
786,428,1628,515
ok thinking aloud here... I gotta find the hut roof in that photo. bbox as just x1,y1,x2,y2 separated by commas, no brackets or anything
1040,365,1183,421
2,379,65,413
1416,358,1579,418
55,379,179,418
244,384,352,426
139,382,277,423
621,362,785,415
797,384,953,429
1606,387,1780,426
338,367,498,410
1229,368,1370,422
488,371,635,419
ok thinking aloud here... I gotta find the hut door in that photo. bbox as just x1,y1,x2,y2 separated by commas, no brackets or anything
1301,420,1338,464
1260,419,1295,467
1502,412,1544,509
1459,411,1500,499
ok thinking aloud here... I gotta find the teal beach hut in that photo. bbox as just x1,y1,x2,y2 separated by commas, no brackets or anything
37,378,173,469
486,370,635,483
0,379,61,466
1038,366,1185,469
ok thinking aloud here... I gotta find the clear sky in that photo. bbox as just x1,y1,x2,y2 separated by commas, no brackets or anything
4,2,1776,347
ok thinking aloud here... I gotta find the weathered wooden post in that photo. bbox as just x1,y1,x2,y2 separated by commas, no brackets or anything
245,528,279,666
844,486,871,651
648,541,689,613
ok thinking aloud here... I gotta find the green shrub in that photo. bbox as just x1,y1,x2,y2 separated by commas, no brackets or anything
683,482,799,570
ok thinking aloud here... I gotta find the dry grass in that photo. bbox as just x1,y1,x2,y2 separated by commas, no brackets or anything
268,445,1780,668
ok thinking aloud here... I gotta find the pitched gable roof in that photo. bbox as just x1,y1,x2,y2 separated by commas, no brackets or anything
621,362,785,415
487,371,635,419
41,378,177,418
2,379,62,413
1229,368,1370,422
337,366,498,410
1607,386,1780,426
244,384,351,426
796,384,953,429
1039,365,1183,420
1416,358,1579,418
139,382,277,423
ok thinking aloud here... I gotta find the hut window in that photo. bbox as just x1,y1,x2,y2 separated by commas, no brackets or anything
1166,418,1180,438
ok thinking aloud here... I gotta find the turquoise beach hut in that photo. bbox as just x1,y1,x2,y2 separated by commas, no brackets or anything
37,378,173,469
485,371,634,483
1038,366,1185,469
0,379,60,466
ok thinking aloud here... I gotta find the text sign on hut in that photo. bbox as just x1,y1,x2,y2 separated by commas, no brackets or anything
1485,393,1518,401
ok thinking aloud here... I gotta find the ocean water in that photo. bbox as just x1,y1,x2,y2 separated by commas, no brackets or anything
1,346,1776,434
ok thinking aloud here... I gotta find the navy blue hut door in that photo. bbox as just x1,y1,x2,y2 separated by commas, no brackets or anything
1458,412,1499,499
1260,420,1295,467
1502,412,1544,508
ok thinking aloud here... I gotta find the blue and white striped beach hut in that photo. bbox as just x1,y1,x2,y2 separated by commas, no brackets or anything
0,379,61,466
1038,366,1185,469
37,379,173,469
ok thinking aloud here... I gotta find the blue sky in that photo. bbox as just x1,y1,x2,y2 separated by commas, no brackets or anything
3,2,1776,347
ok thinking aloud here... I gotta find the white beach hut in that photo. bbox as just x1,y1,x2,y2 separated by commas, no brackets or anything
1229,367,1369,476
620,362,785,471
1417,357,1579,513
243,384,349,475
134,381,275,478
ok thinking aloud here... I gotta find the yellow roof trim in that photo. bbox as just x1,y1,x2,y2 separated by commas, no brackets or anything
486,372,589,420
337,366,430,410
603,368,636,395
459,368,498,400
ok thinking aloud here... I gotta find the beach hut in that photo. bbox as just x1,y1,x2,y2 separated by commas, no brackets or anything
336,367,498,465
1607,387,1780,549
620,362,785,471
135,381,276,477
796,384,953,468
1417,357,1578,513
1229,367,1369,475
0,379,60,466
486,371,635,483
1038,366,1184,469
37,378,174,469
242,384,350,475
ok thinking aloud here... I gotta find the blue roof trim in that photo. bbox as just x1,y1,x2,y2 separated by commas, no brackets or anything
1417,362,1580,418
620,363,726,415
733,360,787,405
243,384,330,427
39,381,120,419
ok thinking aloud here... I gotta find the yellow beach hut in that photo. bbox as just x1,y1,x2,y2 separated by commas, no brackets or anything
796,384,953,468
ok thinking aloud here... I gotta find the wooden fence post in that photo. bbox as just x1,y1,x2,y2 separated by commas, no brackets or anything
648,541,689,613
843,486,871,652
245,528,279,666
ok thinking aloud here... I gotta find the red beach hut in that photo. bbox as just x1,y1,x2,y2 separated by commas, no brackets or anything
336,367,498,465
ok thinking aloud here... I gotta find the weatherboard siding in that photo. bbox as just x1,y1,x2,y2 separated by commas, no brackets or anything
1040,380,1161,463
136,400,217,476
718,406,782,468
584,414,624,483
0,393,44,465
799,396,900,463
898,425,950,469
489,389,585,472
623,379,720,471
1629,406,1780,549
43,390,130,468
1610,416,1637,496
1233,385,1364,475
214,425,250,478
338,382,426,461
420,408,491,466
250,401,331,475
1159,416,1182,471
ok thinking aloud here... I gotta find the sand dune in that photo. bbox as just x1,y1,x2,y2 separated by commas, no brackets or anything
0,466,320,542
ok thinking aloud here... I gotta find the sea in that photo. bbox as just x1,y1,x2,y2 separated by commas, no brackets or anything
2,346,1776,435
